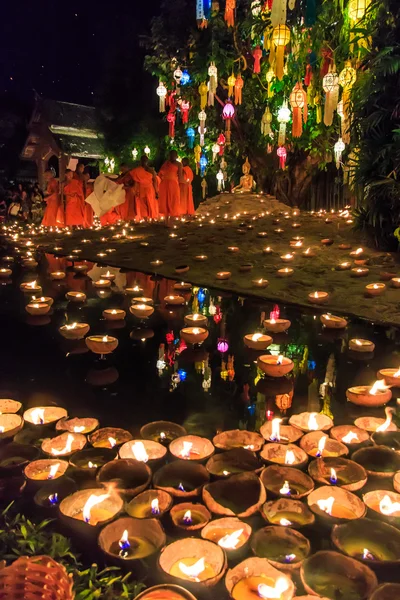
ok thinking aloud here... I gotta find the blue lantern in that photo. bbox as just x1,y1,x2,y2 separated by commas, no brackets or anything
197,287,206,304
177,368,187,381
180,70,191,86
186,127,195,149
204,0,211,19
200,154,208,177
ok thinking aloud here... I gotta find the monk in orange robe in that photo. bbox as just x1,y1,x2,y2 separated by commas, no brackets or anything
158,150,183,224
114,164,137,222
42,170,63,227
180,158,195,215
82,168,94,227
64,170,85,227
130,156,159,220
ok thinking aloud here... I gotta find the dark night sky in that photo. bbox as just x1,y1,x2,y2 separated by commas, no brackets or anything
0,0,163,106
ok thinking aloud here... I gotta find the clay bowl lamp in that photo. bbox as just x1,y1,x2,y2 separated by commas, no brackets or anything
289,412,333,433
140,420,187,445
206,448,262,479
0,414,23,439
260,419,303,445
130,303,155,318
370,584,400,600
73,264,88,274
153,461,210,500
119,439,167,468
169,435,214,463
150,260,163,268
184,313,208,328
331,517,400,570
251,526,310,572
307,486,366,526
89,427,132,449
352,446,400,479
170,502,211,534
346,381,392,407
277,268,294,278
216,271,231,280
24,406,67,427
65,291,86,303
96,458,151,500
0,398,22,414
320,314,348,329
158,538,227,591
56,417,99,435
300,431,348,459
252,278,269,289
261,466,314,500
174,282,192,293
125,285,144,295
98,516,166,568
85,335,118,355
22,258,38,268
308,291,329,305
391,278,400,288
59,323,90,340
262,246,273,255
50,271,66,281
371,429,400,451
363,490,400,527
59,487,124,538
203,472,266,518
41,432,86,458
0,442,39,476
257,355,293,377
33,477,77,514
260,443,308,470
355,408,398,433
308,457,367,491
336,261,352,271
225,557,294,600
194,255,208,262
126,489,173,519
130,328,155,342
213,430,264,452
93,278,112,289
280,253,294,263
321,238,334,246
201,517,252,559
377,366,400,386
86,366,119,386
261,498,315,530
263,318,291,333
25,301,51,316
100,270,116,281
24,459,69,488
131,296,154,305
302,247,315,258
180,327,209,346
0,268,12,278
102,308,126,321
300,551,377,600
349,338,375,353
164,295,185,306
134,585,197,600
351,267,369,277
244,333,272,350
69,447,117,479
228,246,239,253
365,282,386,297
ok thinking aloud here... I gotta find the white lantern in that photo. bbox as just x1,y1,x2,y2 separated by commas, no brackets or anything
132,148,138,160
173,68,183,83
212,142,220,162
277,101,291,147
334,137,346,169
156,82,167,112
198,110,207,136
144,146,151,157
216,170,225,191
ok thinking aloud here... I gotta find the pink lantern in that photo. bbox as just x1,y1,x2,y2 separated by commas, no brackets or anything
277,146,287,170
217,338,229,353
222,101,235,145
167,112,176,138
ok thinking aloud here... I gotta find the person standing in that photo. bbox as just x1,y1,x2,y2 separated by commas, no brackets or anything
115,163,137,222
179,157,195,215
82,168,94,227
42,170,63,227
158,150,182,225
64,169,85,227
130,155,158,221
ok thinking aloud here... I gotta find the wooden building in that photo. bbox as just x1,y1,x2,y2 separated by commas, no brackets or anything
20,96,104,187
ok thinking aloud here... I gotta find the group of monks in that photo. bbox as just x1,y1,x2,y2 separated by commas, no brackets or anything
41,151,195,229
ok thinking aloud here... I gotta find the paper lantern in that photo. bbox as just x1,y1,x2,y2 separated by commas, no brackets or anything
253,45,262,73
222,100,235,145
261,107,273,136
186,127,195,149
289,82,307,138
198,125,207,147
194,144,201,174
173,68,183,84
208,62,218,106
234,74,244,105
277,100,291,146
217,132,226,155
181,100,190,124
322,69,339,126
217,338,229,353
216,170,225,191
180,70,191,85
199,82,208,110
277,146,287,170
200,155,208,177
156,82,167,112
338,62,356,143
348,0,369,22
225,0,236,27
198,109,207,136
144,146,151,157
228,73,236,97
334,137,345,169
272,25,290,80
266,69,275,98
167,112,176,139
251,0,262,16
132,148,138,160
212,143,220,163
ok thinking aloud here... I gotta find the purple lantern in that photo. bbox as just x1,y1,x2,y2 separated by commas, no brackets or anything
217,338,229,353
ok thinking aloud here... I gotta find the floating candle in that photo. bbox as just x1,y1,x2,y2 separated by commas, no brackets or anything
349,338,375,353
365,283,386,297
308,291,329,304
277,268,294,277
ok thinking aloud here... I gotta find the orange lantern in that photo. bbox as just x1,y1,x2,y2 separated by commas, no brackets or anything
272,25,290,81
234,74,244,105
289,82,307,138
225,0,236,27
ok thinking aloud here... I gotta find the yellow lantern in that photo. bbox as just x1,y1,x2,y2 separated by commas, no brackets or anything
322,69,339,126
272,25,290,81
198,82,208,110
348,0,368,22
338,61,356,143
266,68,275,98
261,107,273,136
227,73,236,97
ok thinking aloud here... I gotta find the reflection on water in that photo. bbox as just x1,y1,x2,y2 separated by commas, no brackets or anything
1,253,400,437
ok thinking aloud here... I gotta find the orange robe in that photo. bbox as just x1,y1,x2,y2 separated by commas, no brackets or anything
180,166,195,215
64,179,85,226
83,182,94,227
158,162,181,217
130,166,158,219
42,179,63,227
116,173,137,222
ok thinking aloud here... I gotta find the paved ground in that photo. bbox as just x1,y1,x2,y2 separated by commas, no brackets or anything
23,192,400,326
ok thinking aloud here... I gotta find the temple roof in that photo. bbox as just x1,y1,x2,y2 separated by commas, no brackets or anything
53,134,104,158
33,99,99,132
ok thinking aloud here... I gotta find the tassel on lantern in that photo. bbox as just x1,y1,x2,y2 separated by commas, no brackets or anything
320,47,333,78
194,145,201,174
225,0,236,27
322,68,339,126
199,82,208,110
266,69,275,98
200,154,208,177
314,93,322,123
334,137,345,169
253,46,262,73
167,112,176,139
201,178,208,199
186,127,195,149
228,73,236,97
272,25,290,81
181,100,190,124
234,74,244,105
198,125,206,147
156,82,167,113
277,100,291,146
208,62,218,106
261,107,272,136
277,146,287,169
289,82,307,138
338,61,356,144
217,132,226,155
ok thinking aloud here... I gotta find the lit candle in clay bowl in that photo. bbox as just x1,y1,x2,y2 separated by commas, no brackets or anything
134,585,197,600
180,327,209,345
201,517,252,559
0,268,12,278
260,443,308,470
100,270,116,281
228,246,240,253
119,439,167,469
102,309,126,321
216,271,231,280
194,255,208,261
125,285,144,295
260,418,303,445
320,314,348,329
205,448,262,480
251,525,311,573
351,267,369,277
300,551,378,600
24,459,69,487
25,301,51,316
280,253,294,263
244,333,272,351
330,425,370,451
73,264,88,274
98,516,166,567
300,432,348,459
170,502,211,533
49,271,66,281
308,456,368,492
263,317,291,333
350,247,366,260
174,282,192,292
164,295,185,306
65,291,86,303
263,247,273,255
126,489,173,519
336,261,352,271
0,414,23,439
302,247,315,258
289,412,333,433
41,432,86,458
352,446,400,480
131,296,153,305
260,465,314,500
377,365,400,386
346,380,392,407
158,538,227,591
290,239,303,248
277,268,294,278
252,278,269,289
391,277,400,288
349,338,375,353
140,420,187,445
308,291,329,305
56,417,99,435
93,278,112,289
170,435,214,463
184,313,208,328
59,487,124,538
261,497,315,530
22,258,38,268
20,281,42,294
363,490,400,528
24,406,67,426
307,486,366,526
150,259,163,268
355,408,398,433
89,427,132,449
59,322,90,340
68,447,117,478
257,355,294,378
225,556,294,600
212,430,264,452
85,335,118,355
365,283,386,297
130,303,155,318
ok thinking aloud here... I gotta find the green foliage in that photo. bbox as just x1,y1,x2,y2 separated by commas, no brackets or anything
74,565,145,600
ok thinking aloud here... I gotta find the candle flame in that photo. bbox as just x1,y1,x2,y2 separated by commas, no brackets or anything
178,557,205,581
192,328,201,334
251,333,263,341
270,418,282,442
223,470,230,476
51,434,74,456
317,496,335,515
27,281,37,288
192,314,199,320
183,509,192,524
305,247,311,254
108,436,117,448
285,449,296,465
0,426,4,433
342,430,359,444
258,578,289,599
355,247,363,255
285,553,296,563
178,482,185,491
376,407,394,432
118,529,130,553
73,426,85,433
47,463,60,480
277,355,283,365
88,461,97,469
369,380,389,395
363,548,374,560
82,492,110,524
180,441,193,459
316,436,327,457
393,366,400,377
102,335,108,342
283,254,293,259
48,493,58,505
355,339,362,345
218,529,244,550
65,323,78,330
151,498,160,515
31,408,45,425
280,481,291,495
280,518,292,526
379,494,400,515
330,468,337,483
308,412,319,431
131,441,149,462
160,431,166,440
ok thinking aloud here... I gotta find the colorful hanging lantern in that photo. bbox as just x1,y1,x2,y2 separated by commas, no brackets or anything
251,0,262,16
271,0,287,27
224,0,236,27
217,132,226,155
198,109,207,135
334,137,345,169
181,100,190,124
338,61,356,144
222,100,235,145
277,100,291,146
227,73,236,97
200,154,208,177
272,25,290,81
277,146,287,169
144,145,151,157
208,62,218,106
266,69,275,98
194,144,202,174
212,142,220,162
198,125,207,147
186,127,195,149
234,74,244,105
167,111,176,139
314,93,322,123
320,47,333,78
173,68,183,85
348,0,369,22
216,170,225,191
261,107,273,136
180,70,191,85
156,82,167,113
196,0,211,28
253,46,263,73
201,178,208,199
289,82,307,138
132,148,138,160
322,68,339,126
199,82,208,110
